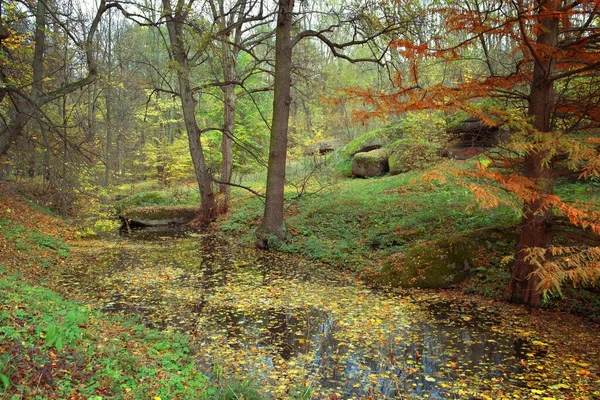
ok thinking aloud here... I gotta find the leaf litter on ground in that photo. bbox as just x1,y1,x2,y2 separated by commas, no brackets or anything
51,229,600,399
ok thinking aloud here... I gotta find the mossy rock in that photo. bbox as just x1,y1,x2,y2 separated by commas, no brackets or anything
374,228,516,288
119,206,200,227
352,148,390,178
388,138,442,175
375,234,475,288
337,124,403,160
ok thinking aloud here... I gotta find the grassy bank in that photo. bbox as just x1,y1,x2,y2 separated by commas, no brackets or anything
0,191,262,400
220,159,519,270
105,157,600,318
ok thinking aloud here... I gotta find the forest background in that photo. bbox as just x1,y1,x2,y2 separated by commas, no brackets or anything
1,0,600,317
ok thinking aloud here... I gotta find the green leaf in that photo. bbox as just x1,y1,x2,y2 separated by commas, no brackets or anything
0,373,11,389
55,336,64,351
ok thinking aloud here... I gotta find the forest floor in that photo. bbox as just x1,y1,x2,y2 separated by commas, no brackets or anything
2,175,600,399
0,191,260,399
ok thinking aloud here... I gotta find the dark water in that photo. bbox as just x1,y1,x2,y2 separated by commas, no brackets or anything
57,228,542,398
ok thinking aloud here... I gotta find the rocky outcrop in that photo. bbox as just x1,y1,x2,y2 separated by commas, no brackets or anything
443,116,509,159
337,124,403,161
119,206,200,228
372,228,516,289
374,235,475,289
351,148,390,177
388,138,441,175
353,142,383,156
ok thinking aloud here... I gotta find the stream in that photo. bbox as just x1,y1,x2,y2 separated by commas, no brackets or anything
55,228,600,399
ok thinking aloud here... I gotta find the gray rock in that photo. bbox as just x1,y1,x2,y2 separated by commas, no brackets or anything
351,148,390,177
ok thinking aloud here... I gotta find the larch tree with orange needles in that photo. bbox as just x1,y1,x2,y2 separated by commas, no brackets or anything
354,0,600,307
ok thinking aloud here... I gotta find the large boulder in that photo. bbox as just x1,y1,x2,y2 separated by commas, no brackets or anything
388,138,441,175
337,124,403,160
446,116,508,148
374,234,476,288
119,206,200,228
372,228,516,289
352,148,390,177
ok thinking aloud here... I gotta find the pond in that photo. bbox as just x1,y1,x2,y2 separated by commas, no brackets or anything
56,228,600,399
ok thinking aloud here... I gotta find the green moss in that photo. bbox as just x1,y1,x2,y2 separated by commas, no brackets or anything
336,124,403,160
120,206,200,222
375,228,519,289
376,234,476,289
353,148,389,162
388,138,441,175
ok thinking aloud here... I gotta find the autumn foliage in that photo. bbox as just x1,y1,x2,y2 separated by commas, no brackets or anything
352,0,600,306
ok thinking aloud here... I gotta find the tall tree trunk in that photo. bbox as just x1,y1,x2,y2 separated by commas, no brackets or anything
104,9,113,187
504,0,559,307
212,0,247,201
255,0,294,247
162,0,215,222
220,53,235,196
34,0,48,182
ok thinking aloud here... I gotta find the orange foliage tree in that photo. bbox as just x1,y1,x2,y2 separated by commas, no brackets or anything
353,0,600,307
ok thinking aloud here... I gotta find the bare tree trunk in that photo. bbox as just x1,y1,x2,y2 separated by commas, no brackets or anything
504,0,559,307
104,9,113,187
34,0,48,182
211,0,248,201
255,0,294,247
162,0,215,223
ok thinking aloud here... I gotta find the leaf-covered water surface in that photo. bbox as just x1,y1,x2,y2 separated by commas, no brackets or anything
55,228,600,399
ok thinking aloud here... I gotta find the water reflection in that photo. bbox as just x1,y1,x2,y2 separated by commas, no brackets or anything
58,231,540,398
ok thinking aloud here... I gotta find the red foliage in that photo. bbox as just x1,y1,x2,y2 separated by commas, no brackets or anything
353,0,600,305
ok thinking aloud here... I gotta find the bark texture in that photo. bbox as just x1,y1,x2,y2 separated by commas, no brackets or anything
255,0,294,247
162,0,215,223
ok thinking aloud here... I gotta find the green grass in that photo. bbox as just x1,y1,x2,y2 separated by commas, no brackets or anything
0,273,264,399
555,179,600,209
0,219,70,262
222,160,520,271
